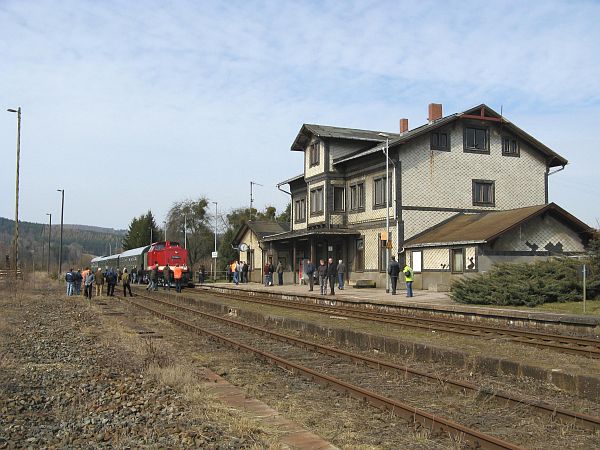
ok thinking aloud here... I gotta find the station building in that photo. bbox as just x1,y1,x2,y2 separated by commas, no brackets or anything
239,104,594,289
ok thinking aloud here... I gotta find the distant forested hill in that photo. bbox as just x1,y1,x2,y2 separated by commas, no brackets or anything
0,217,125,270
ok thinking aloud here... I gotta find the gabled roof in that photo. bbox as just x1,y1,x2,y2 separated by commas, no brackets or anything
233,221,290,245
291,124,400,151
333,104,568,167
404,203,592,248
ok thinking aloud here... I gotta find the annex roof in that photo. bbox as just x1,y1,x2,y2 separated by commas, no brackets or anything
291,124,400,151
404,203,593,248
233,221,290,245
277,173,305,187
333,104,568,168
261,227,361,243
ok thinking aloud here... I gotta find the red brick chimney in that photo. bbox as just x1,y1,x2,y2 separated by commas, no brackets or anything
399,118,409,134
428,103,443,122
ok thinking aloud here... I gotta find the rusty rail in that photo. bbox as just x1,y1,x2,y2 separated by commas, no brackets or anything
139,291,600,432
198,287,600,359
125,294,525,450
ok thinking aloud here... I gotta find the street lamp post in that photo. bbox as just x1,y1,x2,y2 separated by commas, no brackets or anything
250,181,263,220
46,213,52,274
7,107,21,275
212,201,218,281
57,189,64,275
378,133,390,293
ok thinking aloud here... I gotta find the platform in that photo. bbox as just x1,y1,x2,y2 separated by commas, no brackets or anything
195,280,600,331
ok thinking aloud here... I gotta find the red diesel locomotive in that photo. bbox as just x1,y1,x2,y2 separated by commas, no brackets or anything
91,240,191,285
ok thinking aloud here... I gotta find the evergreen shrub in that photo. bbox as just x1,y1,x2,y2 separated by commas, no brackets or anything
450,258,588,307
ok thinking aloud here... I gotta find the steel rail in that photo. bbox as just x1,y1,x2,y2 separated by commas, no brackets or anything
138,292,600,432
124,295,525,450
198,288,600,358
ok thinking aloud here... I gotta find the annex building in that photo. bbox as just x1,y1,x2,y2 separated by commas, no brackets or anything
240,104,594,289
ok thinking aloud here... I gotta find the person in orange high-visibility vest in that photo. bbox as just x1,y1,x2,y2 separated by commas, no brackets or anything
173,264,183,293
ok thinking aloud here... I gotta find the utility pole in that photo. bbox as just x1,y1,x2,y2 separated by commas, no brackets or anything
7,107,21,275
57,189,64,274
583,264,587,314
212,201,218,281
184,215,187,249
379,133,390,293
250,181,263,220
46,213,52,273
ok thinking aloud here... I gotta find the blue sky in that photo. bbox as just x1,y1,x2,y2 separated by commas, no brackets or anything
1,0,599,229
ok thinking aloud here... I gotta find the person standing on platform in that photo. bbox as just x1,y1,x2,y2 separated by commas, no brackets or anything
137,266,143,284
173,264,183,292
388,256,401,295
305,260,315,291
122,268,133,297
268,261,274,286
150,262,159,291
337,259,346,290
276,260,284,286
199,265,206,284
242,261,249,283
65,269,74,296
318,259,327,295
94,268,104,297
163,264,171,291
403,262,414,298
106,268,117,296
84,269,95,299
233,261,240,285
75,269,83,295
326,257,337,295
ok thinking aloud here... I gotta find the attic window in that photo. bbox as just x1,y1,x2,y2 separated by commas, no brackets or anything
464,127,489,153
430,131,450,151
309,142,320,166
502,136,519,157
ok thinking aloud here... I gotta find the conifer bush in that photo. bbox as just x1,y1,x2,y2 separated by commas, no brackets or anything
450,257,589,306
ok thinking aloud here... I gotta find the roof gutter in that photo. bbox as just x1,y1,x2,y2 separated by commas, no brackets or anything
548,165,566,176
405,240,487,249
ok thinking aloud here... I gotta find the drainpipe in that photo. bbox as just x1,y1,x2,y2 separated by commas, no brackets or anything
277,184,293,231
546,164,565,204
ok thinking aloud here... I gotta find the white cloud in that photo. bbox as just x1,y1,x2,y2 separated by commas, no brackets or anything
0,0,598,228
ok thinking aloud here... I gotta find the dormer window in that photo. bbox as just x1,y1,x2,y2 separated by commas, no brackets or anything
309,142,320,166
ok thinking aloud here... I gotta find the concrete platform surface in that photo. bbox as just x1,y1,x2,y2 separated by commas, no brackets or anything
196,280,600,327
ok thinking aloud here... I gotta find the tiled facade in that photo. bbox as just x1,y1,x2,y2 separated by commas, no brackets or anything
269,104,577,288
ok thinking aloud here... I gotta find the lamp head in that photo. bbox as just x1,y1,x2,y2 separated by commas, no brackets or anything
7,108,17,113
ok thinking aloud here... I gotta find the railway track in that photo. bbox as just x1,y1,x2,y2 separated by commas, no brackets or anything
197,286,600,359
124,291,600,449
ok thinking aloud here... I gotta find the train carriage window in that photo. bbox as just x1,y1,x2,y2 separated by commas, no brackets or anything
170,242,180,247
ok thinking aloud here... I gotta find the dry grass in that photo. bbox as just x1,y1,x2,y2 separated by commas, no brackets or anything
89,303,285,449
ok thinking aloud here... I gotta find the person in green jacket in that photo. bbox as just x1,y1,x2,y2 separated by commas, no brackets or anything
403,264,414,297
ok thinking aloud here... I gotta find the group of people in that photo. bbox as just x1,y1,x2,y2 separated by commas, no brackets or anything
227,261,249,285
64,266,126,299
303,258,346,295
388,256,414,297
145,262,185,293
64,262,187,299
